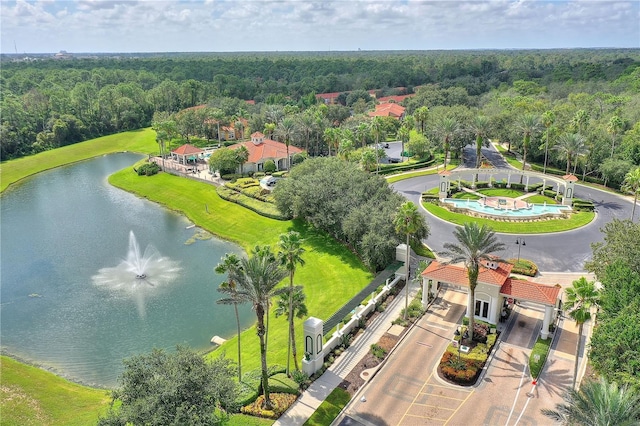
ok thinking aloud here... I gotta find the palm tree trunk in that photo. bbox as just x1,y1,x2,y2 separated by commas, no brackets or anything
287,273,294,376
543,132,549,174
234,303,242,381
573,322,583,390
467,286,475,346
291,321,299,371
632,193,638,222
257,307,273,410
404,233,410,320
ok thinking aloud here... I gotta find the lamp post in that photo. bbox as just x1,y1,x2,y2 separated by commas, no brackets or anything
454,325,470,361
515,238,526,263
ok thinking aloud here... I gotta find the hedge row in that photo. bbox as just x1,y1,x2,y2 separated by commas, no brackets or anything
216,186,289,220
378,157,436,175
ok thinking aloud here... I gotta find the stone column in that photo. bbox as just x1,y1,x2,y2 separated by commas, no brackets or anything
438,170,451,199
302,317,324,376
541,305,553,340
507,173,512,188
525,175,530,192
562,174,577,206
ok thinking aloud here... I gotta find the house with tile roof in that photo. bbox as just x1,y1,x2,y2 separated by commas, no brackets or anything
368,103,406,119
421,259,561,339
226,132,304,173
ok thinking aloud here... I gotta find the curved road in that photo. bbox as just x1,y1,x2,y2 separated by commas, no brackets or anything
392,144,636,272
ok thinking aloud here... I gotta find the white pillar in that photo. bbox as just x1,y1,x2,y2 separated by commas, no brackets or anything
541,305,553,340
471,173,476,189
302,317,324,376
507,173,512,188
421,277,429,309
525,175,530,192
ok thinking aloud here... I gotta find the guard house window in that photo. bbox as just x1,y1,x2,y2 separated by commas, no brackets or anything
475,300,489,319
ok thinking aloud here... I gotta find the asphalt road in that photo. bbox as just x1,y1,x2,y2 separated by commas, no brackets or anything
391,144,636,272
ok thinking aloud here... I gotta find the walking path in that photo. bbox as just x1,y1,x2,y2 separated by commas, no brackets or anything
274,279,424,426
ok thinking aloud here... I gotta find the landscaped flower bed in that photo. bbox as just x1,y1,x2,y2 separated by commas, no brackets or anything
438,327,498,386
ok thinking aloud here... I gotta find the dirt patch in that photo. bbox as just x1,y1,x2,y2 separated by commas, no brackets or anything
338,332,401,396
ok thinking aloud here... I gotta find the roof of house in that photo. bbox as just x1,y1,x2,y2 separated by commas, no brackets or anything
172,144,204,155
422,260,559,305
377,94,414,104
227,134,303,164
368,103,406,118
422,260,512,287
500,278,561,306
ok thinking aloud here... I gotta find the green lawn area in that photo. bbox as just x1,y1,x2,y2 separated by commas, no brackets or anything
0,128,158,193
0,356,111,426
303,387,351,426
385,162,457,184
529,336,552,379
524,194,558,204
494,144,524,169
422,201,594,234
476,188,524,198
109,167,373,373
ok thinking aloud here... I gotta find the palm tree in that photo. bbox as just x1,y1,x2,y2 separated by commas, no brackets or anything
211,108,225,142
414,106,429,135
234,245,287,410
323,127,339,157
572,109,589,135
274,285,308,371
469,115,491,180
277,231,306,375
622,167,640,221
555,133,587,175
607,115,624,159
263,122,276,140
440,223,505,344
394,201,428,320
517,113,540,171
215,253,244,381
355,122,370,149
541,378,640,425
275,117,296,170
370,117,385,174
234,145,249,175
541,110,555,174
396,124,410,163
434,117,459,170
564,277,599,389
295,112,316,153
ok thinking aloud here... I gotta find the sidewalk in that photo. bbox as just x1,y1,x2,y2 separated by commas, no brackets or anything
274,278,423,426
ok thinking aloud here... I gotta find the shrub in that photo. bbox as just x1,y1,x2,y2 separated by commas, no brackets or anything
221,173,242,181
264,160,277,173
136,162,161,176
510,258,539,276
370,343,387,360
241,393,298,419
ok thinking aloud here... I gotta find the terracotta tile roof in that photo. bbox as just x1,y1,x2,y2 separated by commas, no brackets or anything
245,100,255,105
422,259,512,288
377,94,414,103
172,144,204,155
563,174,578,182
227,137,303,164
368,103,405,119
315,92,342,101
500,278,560,306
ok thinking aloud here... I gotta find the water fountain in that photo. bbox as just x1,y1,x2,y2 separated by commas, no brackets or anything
92,231,181,318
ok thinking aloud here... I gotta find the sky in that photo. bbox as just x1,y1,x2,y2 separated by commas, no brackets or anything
1,0,639,54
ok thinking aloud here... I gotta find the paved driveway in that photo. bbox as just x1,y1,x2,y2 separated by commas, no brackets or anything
391,144,636,272
336,290,580,426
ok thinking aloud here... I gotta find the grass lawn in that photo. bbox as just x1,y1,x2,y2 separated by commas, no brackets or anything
0,128,158,193
303,387,351,426
475,188,524,198
494,144,524,169
0,356,111,426
422,201,595,234
524,194,558,204
529,336,552,379
109,168,373,372
386,162,457,184
227,414,274,425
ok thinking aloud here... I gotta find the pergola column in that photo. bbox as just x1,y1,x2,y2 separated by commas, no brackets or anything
525,175,530,192
507,173,512,188
471,173,476,189
541,305,553,340
488,173,494,188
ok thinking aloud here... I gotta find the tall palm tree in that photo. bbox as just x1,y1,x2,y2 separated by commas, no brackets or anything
541,110,555,174
234,145,249,175
440,223,505,344
275,117,296,170
215,253,244,381
370,117,385,174
541,378,640,425
277,231,306,375
555,133,587,175
469,115,491,180
263,122,276,140
274,285,308,371
323,127,339,157
211,108,225,142
607,115,624,159
434,117,459,170
355,122,370,149
622,167,640,222
414,106,429,135
572,109,589,135
394,202,428,320
517,113,540,171
396,124,410,163
234,245,287,410
295,112,316,153
564,277,599,390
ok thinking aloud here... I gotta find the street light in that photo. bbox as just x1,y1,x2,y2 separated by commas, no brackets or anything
515,238,526,263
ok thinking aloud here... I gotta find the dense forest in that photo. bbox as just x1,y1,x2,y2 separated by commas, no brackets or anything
2,49,639,187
